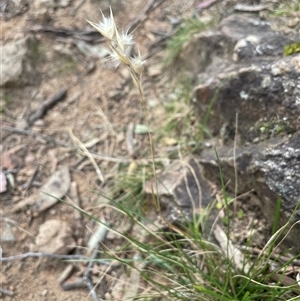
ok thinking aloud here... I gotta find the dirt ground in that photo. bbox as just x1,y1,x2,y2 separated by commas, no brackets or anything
1,0,294,300
0,0,201,300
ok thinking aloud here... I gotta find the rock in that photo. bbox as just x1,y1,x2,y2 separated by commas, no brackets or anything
0,172,8,193
193,55,299,143
0,36,40,87
200,133,300,253
188,14,300,143
144,157,215,230
1,222,15,245
31,166,71,215
34,0,71,8
180,14,300,252
35,219,75,254
1,0,28,19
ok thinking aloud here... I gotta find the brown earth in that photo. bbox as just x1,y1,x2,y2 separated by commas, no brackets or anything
1,1,199,300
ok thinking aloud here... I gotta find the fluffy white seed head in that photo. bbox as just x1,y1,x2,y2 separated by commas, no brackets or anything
88,7,145,78
130,49,146,76
87,8,116,40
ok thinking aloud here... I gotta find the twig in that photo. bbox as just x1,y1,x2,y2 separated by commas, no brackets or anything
127,0,166,32
233,113,238,224
234,4,268,12
68,181,83,238
0,216,34,237
22,166,38,194
83,276,99,301
238,245,300,267
70,0,86,15
196,0,218,10
28,88,67,124
57,264,75,284
2,125,74,148
70,182,82,222
0,252,91,262
29,26,105,43
68,129,105,183
0,287,14,296
126,122,136,158
82,222,107,301
83,245,100,301
61,277,86,291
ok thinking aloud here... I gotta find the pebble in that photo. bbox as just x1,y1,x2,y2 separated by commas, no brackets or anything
42,289,48,296
1,222,14,245
35,219,75,254
104,292,112,300
15,119,28,130
25,153,36,165
33,119,44,127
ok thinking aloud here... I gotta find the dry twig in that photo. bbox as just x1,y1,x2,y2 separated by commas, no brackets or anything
2,125,73,148
127,0,167,32
0,252,91,262
0,287,14,296
28,88,67,124
68,129,105,183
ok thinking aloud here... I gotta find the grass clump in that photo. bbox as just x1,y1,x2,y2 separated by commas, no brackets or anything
0,94,12,113
164,17,213,67
269,0,300,17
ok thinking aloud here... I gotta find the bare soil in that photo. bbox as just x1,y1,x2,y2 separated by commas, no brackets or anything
1,1,200,300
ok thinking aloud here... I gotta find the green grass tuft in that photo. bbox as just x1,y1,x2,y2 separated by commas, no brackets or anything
164,17,212,67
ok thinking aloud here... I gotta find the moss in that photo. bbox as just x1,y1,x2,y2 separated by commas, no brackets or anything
250,116,293,142
284,42,300,56
0,95,12,113
28,38,45,64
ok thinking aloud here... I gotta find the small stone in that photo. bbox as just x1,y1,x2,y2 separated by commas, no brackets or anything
287,18,299,28
1,222,15,245
33,119,44,126
15,119,29,130
42,289,48,296
148,64,163,77
1,36,40,87
35,219,75,254
50,209,57,215
108,90,123,101
25,153,36,165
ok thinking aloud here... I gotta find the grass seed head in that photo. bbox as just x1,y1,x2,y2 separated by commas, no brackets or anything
87,8,116,41
88,7,145,78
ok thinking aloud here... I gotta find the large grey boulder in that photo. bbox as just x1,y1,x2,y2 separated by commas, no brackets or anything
178,14,300,252
1,36,40,87
189,14,300,143
200,133,300,252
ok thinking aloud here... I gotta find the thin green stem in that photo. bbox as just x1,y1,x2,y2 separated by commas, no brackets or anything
137,81,160,212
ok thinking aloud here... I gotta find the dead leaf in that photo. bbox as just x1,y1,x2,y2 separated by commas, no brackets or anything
31,166,71,215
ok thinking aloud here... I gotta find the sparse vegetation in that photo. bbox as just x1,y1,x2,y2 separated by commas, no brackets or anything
0,94,12,113
2,1,300,300
164,17,213,67
81,8,300,301
269,0,300,17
